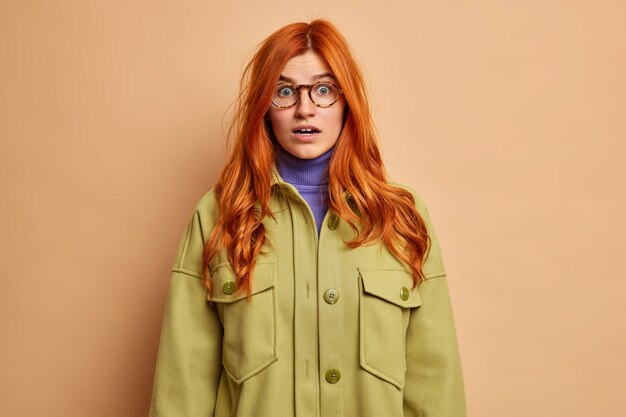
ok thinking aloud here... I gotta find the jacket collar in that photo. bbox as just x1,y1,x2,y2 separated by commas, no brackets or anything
271,162,356,208
270,163,284,187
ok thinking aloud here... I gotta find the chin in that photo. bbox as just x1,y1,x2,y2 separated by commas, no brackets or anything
294,146,328,159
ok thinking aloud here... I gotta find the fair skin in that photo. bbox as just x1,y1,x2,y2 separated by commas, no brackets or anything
268,50,346,159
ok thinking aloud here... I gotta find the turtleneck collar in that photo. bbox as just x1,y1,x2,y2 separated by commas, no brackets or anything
276,144,335,186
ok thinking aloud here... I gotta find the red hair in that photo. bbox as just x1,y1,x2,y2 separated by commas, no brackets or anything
202,19,431,299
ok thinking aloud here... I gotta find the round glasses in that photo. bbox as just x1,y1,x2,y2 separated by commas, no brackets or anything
271,81,343,109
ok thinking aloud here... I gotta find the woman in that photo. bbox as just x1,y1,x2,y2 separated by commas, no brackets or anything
150,19,466,417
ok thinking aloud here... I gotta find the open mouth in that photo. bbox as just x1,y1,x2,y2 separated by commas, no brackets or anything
293,128,320,135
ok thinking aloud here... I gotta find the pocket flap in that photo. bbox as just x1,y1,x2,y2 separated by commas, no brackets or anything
210,261,275,303
359,268,422,308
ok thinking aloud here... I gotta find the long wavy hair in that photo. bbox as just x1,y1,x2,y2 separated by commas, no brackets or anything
202,19,431,299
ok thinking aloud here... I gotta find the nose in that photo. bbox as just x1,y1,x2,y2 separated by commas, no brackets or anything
294,87,316,118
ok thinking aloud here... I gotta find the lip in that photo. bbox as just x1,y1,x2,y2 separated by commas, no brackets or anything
292,130,320,142
291,125,322,142
292,124,321,133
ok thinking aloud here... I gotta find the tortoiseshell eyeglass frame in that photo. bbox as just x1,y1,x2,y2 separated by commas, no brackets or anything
271,81,344,109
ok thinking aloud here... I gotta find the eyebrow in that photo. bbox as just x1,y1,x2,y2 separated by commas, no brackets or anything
278,72,337,84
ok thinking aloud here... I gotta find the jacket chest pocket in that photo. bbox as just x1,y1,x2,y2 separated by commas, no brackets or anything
210,261,278,384
358,268,422,390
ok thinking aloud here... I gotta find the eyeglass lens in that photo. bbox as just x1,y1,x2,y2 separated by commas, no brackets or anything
273,83,339,107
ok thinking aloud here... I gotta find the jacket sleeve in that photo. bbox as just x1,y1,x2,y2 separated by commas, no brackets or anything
403,192,467,417
149,209,223,417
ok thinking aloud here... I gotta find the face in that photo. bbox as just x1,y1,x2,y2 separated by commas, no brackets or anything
268,50,346,159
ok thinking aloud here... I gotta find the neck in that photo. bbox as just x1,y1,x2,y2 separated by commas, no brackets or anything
276,145,335,186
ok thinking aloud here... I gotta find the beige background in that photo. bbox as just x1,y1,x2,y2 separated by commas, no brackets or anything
1,1,625,416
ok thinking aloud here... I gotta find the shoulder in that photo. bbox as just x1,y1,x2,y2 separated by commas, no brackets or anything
387,181,430,219
170,188,221,276
180,187,221,246
188,187,222,230
194,187,219,213
388,181,447,279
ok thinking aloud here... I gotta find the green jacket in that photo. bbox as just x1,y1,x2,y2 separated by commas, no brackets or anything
149,167,467,417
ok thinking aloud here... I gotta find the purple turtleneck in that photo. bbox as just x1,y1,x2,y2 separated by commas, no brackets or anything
276,144,334,235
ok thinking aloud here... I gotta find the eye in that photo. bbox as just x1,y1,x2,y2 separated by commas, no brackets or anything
277,86,296,97
315,84,333,95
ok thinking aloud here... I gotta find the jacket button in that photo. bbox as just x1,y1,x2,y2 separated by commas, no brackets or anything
400,286,410,301
223,281,235,295
327,214,340,230
323,288,339,305
325,368,341,384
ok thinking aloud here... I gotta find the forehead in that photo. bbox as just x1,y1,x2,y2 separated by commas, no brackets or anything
280,50,334,82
